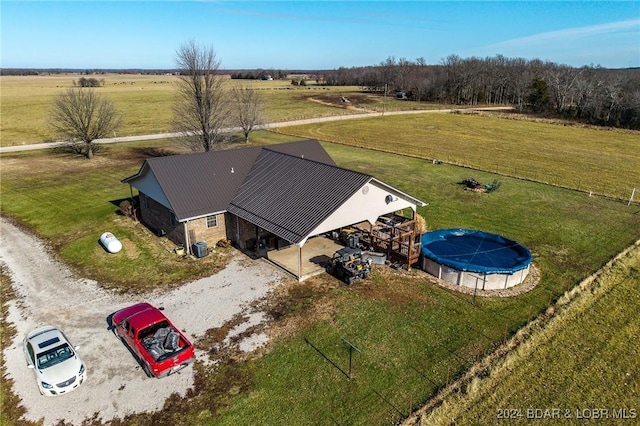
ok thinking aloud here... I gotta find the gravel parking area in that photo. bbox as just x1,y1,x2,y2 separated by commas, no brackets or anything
0,218,289,425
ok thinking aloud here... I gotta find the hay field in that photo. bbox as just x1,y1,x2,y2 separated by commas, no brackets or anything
418,244,640,425
1,74,176,144
0,74,370,146
273,112,640,201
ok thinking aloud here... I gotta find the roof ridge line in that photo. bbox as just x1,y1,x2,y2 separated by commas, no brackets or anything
260,145,373,178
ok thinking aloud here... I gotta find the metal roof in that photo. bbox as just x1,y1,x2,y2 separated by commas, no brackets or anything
122,139,425,244
121,140,334,221
228,149,372,244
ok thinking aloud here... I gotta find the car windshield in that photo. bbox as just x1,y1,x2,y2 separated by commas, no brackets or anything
36,343,74,369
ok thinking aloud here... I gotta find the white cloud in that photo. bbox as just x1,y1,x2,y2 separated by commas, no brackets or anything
478,19,640,67
488,19,640,50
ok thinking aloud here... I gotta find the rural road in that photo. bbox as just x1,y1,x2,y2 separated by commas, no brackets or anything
0,107,514,153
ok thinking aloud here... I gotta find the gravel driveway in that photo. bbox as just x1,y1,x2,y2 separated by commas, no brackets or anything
0,218,289,425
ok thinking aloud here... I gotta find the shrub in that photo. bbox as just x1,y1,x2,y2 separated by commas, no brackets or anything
119,199,135,220
74,77,104,87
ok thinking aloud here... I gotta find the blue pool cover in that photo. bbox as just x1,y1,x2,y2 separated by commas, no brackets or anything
421,229,533,274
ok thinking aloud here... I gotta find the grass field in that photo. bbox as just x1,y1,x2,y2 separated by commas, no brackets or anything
1,74,430,147
1,112,639,424
420,244,640,425
272,112,640,201
0,141,235,291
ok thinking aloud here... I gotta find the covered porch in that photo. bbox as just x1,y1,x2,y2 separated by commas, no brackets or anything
267,236,343,281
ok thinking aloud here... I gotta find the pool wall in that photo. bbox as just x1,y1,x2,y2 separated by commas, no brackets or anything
420,229,533,290
422,258,530,290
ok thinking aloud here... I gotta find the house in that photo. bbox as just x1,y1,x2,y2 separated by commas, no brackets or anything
122,140,426,280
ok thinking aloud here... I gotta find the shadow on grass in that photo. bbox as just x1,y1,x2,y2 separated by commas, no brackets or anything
109,196,139,221
304,337,350,380
130,147,179,158
50,143,103,157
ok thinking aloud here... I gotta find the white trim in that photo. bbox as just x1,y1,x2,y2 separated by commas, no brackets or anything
134,170,173,211
206,215,219,229
299,179,422,245
179,210,228,223
370,178,427,207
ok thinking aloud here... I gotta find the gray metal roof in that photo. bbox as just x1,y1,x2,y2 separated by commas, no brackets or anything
121,140,336,221
228,149,372,244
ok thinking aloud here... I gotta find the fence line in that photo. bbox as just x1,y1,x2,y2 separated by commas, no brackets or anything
273,132,638,203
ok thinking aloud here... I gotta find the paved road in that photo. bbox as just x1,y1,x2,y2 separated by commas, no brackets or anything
0,106,513,154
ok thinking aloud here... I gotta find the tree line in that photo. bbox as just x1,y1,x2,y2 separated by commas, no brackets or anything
49,45,640,159
322,55,640,129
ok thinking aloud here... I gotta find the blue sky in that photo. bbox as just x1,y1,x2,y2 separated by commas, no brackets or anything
2,1,639,69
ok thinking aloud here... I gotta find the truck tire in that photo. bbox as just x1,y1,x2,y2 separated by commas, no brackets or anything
344,276,353,285
142,363,154,378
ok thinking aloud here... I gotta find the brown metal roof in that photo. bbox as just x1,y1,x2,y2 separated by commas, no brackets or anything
121,140,336,221
228,149,372,243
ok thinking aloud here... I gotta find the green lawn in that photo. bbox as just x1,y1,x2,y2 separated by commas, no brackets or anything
0,142,233,291
1,114,639,425
207,140,638,425
272,112,640,201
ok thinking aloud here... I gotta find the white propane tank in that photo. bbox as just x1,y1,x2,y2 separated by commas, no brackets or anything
100,232,122,253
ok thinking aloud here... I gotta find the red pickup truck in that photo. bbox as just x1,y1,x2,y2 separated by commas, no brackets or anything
112,303,196,378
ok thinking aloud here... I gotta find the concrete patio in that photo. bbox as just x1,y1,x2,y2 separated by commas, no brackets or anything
267,236,344,281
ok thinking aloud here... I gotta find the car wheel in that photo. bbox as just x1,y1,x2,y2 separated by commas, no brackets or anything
142,363,153,378
344,276,353,285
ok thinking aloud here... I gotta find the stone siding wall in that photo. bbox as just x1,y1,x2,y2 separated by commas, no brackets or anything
186,214,227,250
139,193,184,244
139,192,227,251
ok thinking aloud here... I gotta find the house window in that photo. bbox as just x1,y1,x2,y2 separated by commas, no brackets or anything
170,212,177,226
206,215,218,229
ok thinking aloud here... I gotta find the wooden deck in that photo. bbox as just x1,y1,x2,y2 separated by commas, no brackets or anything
352,213,421,268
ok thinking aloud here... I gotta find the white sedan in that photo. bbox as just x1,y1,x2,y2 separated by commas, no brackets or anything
23,326,86,396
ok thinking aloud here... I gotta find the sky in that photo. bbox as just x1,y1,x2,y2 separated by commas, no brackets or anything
1,1,639,70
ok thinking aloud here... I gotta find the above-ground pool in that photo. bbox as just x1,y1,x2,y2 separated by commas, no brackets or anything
421,229,533,290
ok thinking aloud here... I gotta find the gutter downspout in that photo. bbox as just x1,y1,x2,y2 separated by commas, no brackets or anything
298,244,302,282
184,221,190,255
128,185,136,220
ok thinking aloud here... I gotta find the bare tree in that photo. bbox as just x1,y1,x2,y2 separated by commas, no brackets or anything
231,84,265,143
320,55,640,129
380,56,397,93
50,87,122,159
546,64,584,114
172,40,228,152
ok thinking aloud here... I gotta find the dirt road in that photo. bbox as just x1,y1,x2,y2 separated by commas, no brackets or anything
0,107,514,153
0,218,289,425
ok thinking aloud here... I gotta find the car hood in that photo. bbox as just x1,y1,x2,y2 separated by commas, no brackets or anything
38,356,82,382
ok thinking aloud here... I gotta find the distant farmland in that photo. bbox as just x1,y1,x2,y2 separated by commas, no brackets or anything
1,74,639,425
273,112,640,201
1,74,402,146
